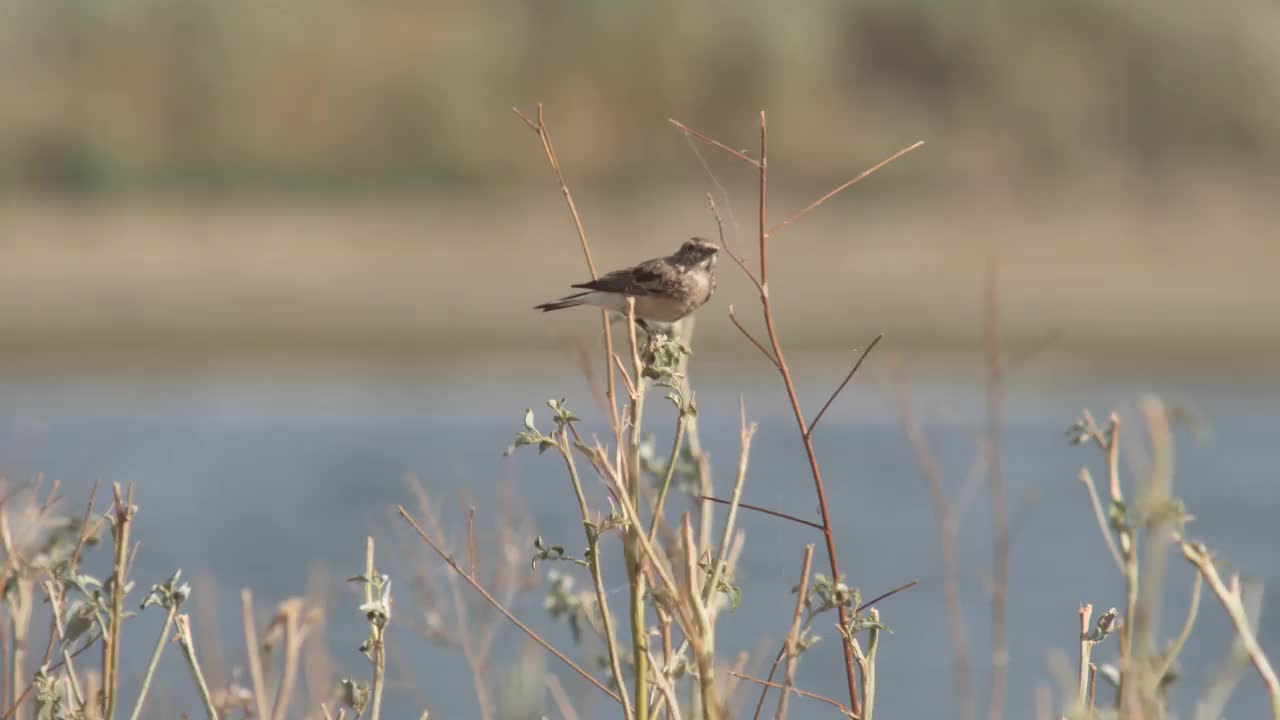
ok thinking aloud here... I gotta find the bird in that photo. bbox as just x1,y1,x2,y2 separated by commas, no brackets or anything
535,238,719,330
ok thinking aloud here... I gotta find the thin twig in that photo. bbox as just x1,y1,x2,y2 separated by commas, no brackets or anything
775,546,814,720
398,507,623,704
858,581,920,612
704,402,755,609
706,194,763,295
767,141,924,236
730,673,854,718
727,306,778,368
514,103,621,440
1077,469,1124,573
806,334,884,438
668,120,761,168
696,496,824,532
648,413,690,544
556,432,633,720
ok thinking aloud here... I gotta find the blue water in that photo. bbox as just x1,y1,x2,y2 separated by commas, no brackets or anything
0,350,1276,719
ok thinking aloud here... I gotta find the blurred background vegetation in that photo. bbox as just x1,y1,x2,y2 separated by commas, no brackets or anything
0,0,1278,352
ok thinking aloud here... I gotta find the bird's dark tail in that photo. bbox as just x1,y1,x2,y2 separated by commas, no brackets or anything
534,291,591,312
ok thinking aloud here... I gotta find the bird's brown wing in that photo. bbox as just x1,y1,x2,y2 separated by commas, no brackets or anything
570,259,669,296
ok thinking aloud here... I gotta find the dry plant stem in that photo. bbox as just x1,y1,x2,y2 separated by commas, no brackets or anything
644,649,685,720
397,507,623,704
176,614,219,720
102,483,135,720
730,673,854,719
983,247,1009,720
513,105,619,437
853,609,882,720
588,449,695,650
364,539,386,720
749,577,908,717
241,590,271,720
1077,604,1093,710
647,412,688,544
555,432,633,720
1077,469,1124,573
1088,664,1098,714
680,517,720,720
128,602,178,720
775,545,814,720
760,110,859,717
668,120,761,168
1181,541,1280,719
268,600,307,720
1153,572,1201,685
41,582,85,710
622,301,650,720
704,403,754,610
893,368,973,720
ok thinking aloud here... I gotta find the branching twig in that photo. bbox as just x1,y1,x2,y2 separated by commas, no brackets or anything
671,111,921,717
1181,541,1280,718
397,507,623,705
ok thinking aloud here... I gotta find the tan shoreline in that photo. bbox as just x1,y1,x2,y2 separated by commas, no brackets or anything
1,180,1276,355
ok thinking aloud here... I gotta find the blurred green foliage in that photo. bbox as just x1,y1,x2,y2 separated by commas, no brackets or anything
0,0,1277,195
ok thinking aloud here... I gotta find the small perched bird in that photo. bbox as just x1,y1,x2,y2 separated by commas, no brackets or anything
535,238,719,329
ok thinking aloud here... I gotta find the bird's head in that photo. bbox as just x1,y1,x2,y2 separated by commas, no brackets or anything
673,237,720,270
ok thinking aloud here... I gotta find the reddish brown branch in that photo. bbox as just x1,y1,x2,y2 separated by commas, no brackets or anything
806,333,885,438
668,119,761,168
731,672,855,718
728,305,779,367
696,495,824,531
767,140,924,237
706,193,764,295
513,104,620,436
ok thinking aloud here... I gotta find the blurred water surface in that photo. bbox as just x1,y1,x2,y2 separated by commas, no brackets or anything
0,349,1275,718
